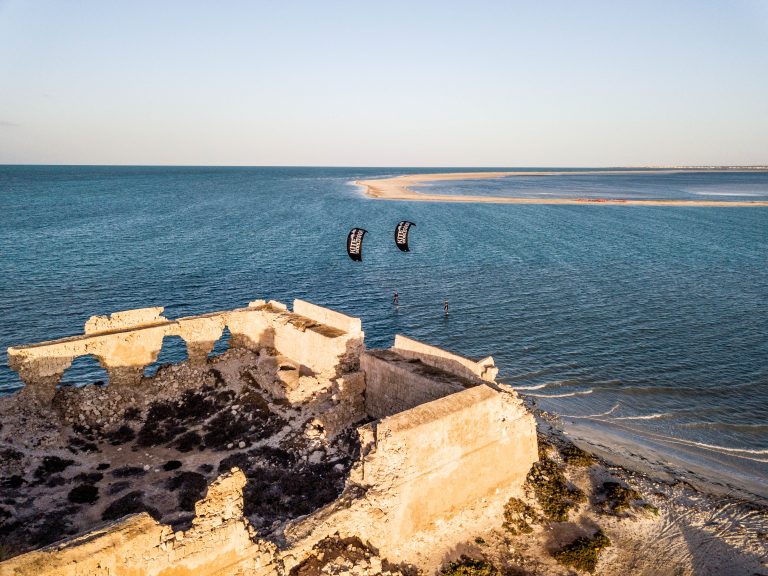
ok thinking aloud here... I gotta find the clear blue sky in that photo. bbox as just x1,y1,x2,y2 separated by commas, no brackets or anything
1,0,767,166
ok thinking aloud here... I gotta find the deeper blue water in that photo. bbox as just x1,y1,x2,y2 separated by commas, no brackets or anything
1,166,766,495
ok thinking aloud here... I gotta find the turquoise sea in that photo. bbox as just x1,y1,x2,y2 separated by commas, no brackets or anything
1,166,766,498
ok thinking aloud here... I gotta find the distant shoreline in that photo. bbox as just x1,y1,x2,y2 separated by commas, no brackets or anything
355,170,768,206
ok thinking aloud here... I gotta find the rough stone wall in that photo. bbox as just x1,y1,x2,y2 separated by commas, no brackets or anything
362,384,537,539
0,469,279,576
84,307,167,334
392,334,499,382
282,384,538,569
7,299,363,407
361,351,468,419
292,299,363,336
316,371,366,437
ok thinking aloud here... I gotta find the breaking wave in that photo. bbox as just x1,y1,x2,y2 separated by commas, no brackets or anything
612,413,670,421
510,382,555,391
679,422,768,432
664,437,768,461
560,403,620,419
525,389,594,398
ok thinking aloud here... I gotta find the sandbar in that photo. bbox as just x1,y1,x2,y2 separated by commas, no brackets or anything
355,170,768,206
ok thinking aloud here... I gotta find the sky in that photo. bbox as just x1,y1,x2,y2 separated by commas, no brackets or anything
0,0,767,166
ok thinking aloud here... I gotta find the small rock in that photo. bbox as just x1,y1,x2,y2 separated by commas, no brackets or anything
309,450,324,464
143,464,150,471
238,441,246,449
227,443,234,450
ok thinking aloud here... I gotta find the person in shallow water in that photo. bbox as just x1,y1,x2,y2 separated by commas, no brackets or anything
393,291,399,306
443,299,449,315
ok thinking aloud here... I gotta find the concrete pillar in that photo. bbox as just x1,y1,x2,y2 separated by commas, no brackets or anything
13,357,73,406
185,340,218,365
105,366,145,389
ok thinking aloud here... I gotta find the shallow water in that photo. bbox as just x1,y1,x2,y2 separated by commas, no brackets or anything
1,166,766,495
416,170,768,201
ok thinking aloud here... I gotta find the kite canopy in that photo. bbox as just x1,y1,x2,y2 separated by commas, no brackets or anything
347,228,367,261
394,221,416,252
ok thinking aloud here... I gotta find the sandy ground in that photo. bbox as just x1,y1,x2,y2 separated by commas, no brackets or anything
449,412,768,576
355,171,768,207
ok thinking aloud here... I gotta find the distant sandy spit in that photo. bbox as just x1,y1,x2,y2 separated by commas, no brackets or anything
355,171,768,207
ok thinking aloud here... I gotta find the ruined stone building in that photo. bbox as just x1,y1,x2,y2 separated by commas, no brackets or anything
0,299,537,575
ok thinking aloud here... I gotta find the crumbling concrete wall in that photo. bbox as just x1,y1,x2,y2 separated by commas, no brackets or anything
6,299,363,407
362,335,498,420
392,334,499,382
282,383,538,569
362,351,469,419
0,469,279,576
293,299,362,336
361,384,537,539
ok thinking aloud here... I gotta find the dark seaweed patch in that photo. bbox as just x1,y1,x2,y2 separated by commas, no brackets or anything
552,530,611,573
111,466,146,478
105,425,135,445
526,458,585,522
218,452,250,473
166,472,207,511
29,510,78,548
73,472,103,484
243,461,347,526
137,389,229,447
107,481,131,495
442,556,500,575
174,431,201,452
68,484,99,504
101,491,160,522
45,475,67,488
34,456,75,478
251,445,295,467
1,476,24,489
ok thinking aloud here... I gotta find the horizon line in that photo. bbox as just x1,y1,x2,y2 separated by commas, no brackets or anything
2,163,768,170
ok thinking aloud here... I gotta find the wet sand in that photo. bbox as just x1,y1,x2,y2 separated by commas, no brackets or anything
355,171,768,206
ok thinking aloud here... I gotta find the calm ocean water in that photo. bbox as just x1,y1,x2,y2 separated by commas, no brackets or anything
1,166,766,496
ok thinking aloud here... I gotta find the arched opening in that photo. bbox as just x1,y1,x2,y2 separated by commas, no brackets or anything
144,335,188,378
208,326,232,359
60,354,109,388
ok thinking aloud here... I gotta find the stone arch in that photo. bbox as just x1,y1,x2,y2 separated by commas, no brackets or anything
208,327,232,360
176,317,226,365
144,335,189,378
59,354,109,388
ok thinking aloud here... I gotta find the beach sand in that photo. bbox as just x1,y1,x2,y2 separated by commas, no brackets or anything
355,171,768,206
472,413,768,576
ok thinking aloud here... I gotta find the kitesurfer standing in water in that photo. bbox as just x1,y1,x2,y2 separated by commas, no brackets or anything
443,299,449,315
393,291,399,306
